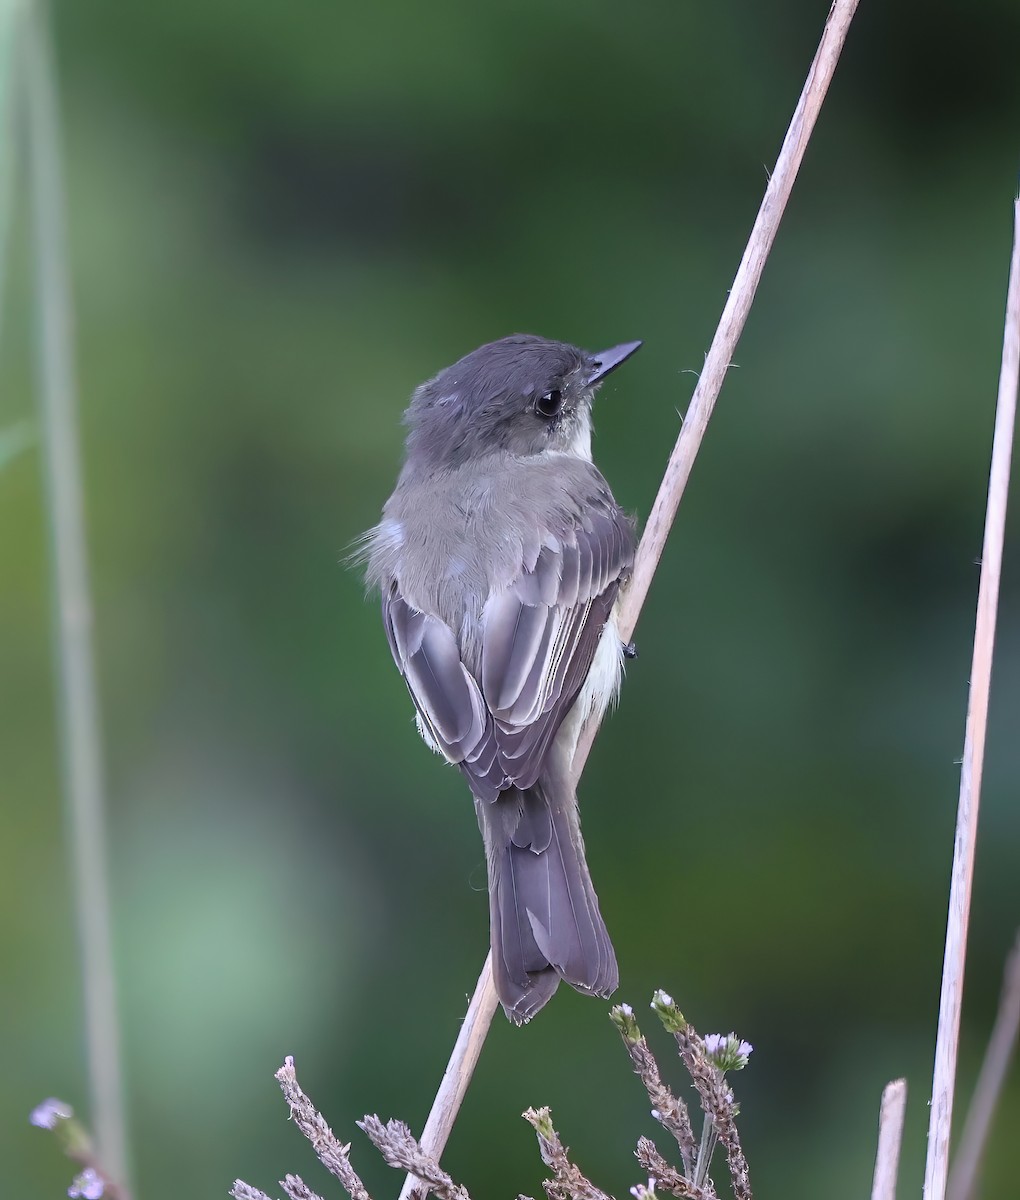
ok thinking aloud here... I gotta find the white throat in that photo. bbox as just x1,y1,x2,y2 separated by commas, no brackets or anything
562,406,593,461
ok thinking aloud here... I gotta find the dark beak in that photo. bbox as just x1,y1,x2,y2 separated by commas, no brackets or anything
586,340,643,386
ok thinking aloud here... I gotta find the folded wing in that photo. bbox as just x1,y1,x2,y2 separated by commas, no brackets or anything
382,507,635,800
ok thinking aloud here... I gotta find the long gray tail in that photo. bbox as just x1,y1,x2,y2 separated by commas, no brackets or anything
477,768,618,1024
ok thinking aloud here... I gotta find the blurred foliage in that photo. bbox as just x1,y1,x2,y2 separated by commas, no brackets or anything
2,0,1019,1196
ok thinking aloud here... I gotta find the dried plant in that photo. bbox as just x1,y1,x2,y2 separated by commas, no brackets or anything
610,995,753,1200
232,1057,459,1200
521,1106,611,1200
231,992,758,1200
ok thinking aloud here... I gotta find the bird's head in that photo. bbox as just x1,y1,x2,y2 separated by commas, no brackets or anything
402,334,641,470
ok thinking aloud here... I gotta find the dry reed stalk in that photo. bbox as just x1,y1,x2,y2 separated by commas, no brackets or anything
398,3,864,1195
946,932,1020,1200
871,1079,908,1200
923,198,1020,1200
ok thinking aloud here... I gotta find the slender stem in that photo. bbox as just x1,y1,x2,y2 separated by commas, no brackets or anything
923,198,1020,1200
692,1114,717,1190
398,2,863,1191
25,2,130,1189
396,959,498,1200
871,1079,908,1200
572,0,862,769
946,931,1020,1200
0,0,26,347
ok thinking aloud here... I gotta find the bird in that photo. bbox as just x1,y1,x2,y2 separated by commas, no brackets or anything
358,333,641,1022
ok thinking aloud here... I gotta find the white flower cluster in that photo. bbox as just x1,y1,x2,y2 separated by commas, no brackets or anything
703,1032,754,1071
29,1097,73,1129
68,1168,104,1200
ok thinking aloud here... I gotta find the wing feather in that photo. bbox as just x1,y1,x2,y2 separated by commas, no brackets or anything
383,587,487,763
382,504,635,802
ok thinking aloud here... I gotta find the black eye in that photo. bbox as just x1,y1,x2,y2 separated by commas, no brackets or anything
535,389,562,418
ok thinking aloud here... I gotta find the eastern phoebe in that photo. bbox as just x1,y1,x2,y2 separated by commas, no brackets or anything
360,333,641,1022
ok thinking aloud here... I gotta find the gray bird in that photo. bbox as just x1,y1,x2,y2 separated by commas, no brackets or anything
359,333,641,1022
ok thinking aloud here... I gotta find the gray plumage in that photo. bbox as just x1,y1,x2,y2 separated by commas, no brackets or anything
360,333,639,1022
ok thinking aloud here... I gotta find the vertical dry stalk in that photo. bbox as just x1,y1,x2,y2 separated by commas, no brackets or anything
397,955,498,1198
398,3,863,1194
25,0,130,1188
923,198,1020,1200
871,1079,908,1200
946,931,1020,1200
606,0,863,650
0,0,26,345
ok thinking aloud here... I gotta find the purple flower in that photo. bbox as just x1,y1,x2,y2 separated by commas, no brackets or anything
68,1168,104,1199
704,1032,754,1071
29,1098,73,1129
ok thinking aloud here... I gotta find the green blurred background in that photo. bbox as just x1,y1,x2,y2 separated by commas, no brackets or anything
3,0,1019,1195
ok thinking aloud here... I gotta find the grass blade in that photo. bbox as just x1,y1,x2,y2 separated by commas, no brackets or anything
25,1,131,1189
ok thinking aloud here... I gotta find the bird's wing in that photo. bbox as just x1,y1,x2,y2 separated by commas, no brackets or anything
382,507,634,801
478,509,633,792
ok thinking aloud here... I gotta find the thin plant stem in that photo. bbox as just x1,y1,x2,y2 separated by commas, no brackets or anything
25,1,130,1189
399,1,863,1192
871,1079,908,1200
0,0,27,347
397,957,498,1199
607,0,863,652
692,1115,717,1191
922,197,1020,1200
946,931,1020,1200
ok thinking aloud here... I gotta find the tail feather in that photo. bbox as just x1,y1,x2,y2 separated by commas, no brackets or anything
480,773,617,1024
